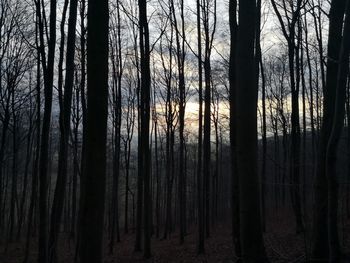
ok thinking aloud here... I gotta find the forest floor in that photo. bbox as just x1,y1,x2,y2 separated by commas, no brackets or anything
1,208,350,262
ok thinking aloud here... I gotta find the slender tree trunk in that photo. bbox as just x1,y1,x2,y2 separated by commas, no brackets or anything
196,0,204,253
8,95,18,242
169,0,186,243
202,0,216,236
138,0,152,256
0,106,10,234
17,92,34,240
229,0,240,257
134,22,143,251
109,10,123,250
70,80,80,239
259,52,267,233
347,76,350,218
36,0,57,261
24,43,41,263
75,1,86,260
161,31,174,240
49,0,78,260
304,15,316,183
152,86,159,238
270,0,304,233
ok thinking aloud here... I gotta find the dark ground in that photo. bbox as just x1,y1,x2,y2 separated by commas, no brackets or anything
2,207,349,263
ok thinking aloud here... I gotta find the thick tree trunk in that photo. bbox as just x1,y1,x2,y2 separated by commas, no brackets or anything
325,2,350,260
312,0,346,260
79,0,109,261
236,0,267,260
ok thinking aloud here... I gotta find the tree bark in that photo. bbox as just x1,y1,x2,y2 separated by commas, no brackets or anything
312,0,346,260
79,0,109,261
325,1,350,260
236,0,267,260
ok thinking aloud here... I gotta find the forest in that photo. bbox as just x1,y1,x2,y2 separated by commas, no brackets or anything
0,0,350,262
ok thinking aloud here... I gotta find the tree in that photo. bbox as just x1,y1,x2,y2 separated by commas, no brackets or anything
312,0,346,260
35,0,57,260
229,0,241,257
24,21,41,263
235,0,267,260
0,0,15,233
122,72,136,235
49,0,78,260
78,0,109,262
160,29,176,240
196,0,204,253
169,0,187,243
270,0,305,234
202,0,216,238
109,2,123,251
325,0,350,260
138,0,152,257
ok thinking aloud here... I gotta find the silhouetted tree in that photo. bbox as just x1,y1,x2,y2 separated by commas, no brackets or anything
35,0,57,260
79,0,109,262
138,0,152,257
235,0,267,260
49,0,78,260
312,0,346,260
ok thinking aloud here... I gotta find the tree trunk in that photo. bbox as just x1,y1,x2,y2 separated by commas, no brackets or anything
325,2,350,260
79,0,109,261
196,0,204,253
36,0,57,261
229,0,240,257
236,0,267,260
312,0,346,260
139,0,152,256
49,0,78,260
24,45,41,263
